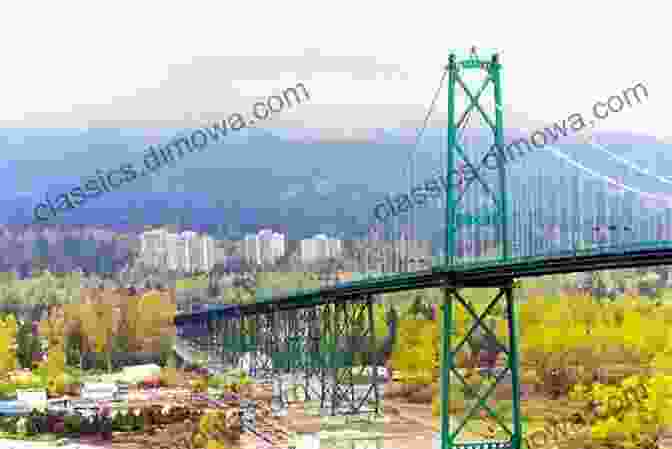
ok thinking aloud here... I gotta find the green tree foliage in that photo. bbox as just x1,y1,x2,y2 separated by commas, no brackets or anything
158,335,176,367
0,272,16,284
255,271,320,300
0,271,80,317
65,324,84,368
15,318,39,370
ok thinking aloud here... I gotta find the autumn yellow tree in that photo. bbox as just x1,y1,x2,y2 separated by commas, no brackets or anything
136,290,176,352
116,293,142,352
115,290,177,353
38,306,67,394
0,314,18,376
390,318,437,385
68,288,116,372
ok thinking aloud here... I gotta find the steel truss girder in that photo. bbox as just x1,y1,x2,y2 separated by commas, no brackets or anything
241,298,381,415
177,297,382,417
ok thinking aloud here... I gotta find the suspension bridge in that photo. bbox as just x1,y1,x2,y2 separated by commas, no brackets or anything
173,50,672,449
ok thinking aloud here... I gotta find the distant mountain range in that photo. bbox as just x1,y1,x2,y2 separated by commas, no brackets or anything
2,127,671,246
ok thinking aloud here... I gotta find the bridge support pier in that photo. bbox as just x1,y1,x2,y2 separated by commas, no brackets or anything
264,297,381,416
317,295,381,416
441,281,522,449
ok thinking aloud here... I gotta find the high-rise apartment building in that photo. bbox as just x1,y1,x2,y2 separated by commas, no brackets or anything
140,228,169,268
203,235,215,271
243,233,260,265
242,229,286,266
300,234,342,263
258,229,274,265
270,232,285,262
165,233,179,270
175,235,188,272
140,228,215,273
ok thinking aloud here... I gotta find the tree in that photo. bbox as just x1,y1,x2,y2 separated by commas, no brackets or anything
407,292,433,320
0,314,18,376
15,318,39,370
115,295,138,353
38,306,66,392
0,272,16,284
390,316,435,385
114,290,176,354
74,289,115,372
64,324,83,368
138,291,175,343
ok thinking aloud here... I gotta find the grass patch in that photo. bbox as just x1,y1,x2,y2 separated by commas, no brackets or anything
176,277,208,290
0,431,61,442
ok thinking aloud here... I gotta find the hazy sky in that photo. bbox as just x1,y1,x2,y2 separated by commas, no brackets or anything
0,0,666,144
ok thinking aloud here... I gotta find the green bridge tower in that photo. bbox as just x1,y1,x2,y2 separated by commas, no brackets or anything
441,49,523,449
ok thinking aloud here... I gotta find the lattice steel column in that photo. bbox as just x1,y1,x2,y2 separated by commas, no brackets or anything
300,305,327,404
250,311,275,381
366,295,380,416
321,296,380,416
222,314,243,370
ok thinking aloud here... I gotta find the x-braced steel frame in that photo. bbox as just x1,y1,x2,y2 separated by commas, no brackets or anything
316,295,381,415
250,296,381,416
441,282,522,449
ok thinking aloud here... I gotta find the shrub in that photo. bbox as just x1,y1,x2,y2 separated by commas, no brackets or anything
190,378,208,393
47,373,66,397
390,318,437,385
208,375,227,389
159,367,180,387
0,382,17,399
569,374,672,448
195,409,240,448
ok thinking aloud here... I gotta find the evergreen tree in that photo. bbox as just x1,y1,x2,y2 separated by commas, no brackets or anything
15,318,39,369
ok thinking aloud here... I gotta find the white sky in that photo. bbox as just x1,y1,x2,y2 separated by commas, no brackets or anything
0,0,668,140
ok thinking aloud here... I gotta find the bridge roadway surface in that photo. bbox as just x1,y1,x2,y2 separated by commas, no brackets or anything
176,244,672,321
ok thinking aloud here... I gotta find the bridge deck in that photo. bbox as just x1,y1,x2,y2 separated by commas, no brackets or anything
174,242,672,321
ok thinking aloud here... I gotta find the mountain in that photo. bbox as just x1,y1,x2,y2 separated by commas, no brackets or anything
2,128,671,243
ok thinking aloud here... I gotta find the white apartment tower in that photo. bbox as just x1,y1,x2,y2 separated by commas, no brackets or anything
175,236,188,272
203,235,215,271
243,230,285,265
243,233,260,265
140,228,169,267
140,228,215,273
300,234,342,263
271,232,285,261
